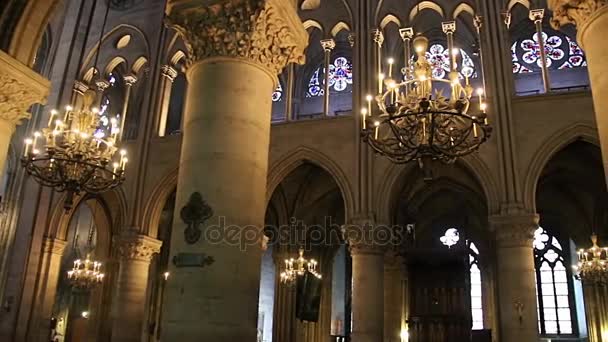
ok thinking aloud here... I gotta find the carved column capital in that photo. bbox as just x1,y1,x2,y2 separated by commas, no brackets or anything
123,74,138,86
115,233,162,262
0,50,50,127
161,65,179,82
320,38,336,52
166,0,308,76
42,237,68,256
549,0,608,37
490,213,539,248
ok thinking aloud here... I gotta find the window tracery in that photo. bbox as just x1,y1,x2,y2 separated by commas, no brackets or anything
439,228,483,329
272,82,283,102
533,227,573,335
422,44,476,80
306,56,353,97
511,32,586,74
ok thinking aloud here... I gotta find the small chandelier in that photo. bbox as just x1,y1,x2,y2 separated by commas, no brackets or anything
280,248,322,285
21,104,127,209
361,21,492,165
67,254,105,289
573,234,608,285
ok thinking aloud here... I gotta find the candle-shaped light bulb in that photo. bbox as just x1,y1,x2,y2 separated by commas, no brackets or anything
65,105,73,111
24,138,32,156
91,107,99,114
374,121,380,140
361,108,368,130
387,58,394,78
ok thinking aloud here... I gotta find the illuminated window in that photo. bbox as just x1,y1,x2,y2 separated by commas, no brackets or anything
533,227,573,335
512,32,586,74
440,228,484,329
307,56,353,97
272,83,283,102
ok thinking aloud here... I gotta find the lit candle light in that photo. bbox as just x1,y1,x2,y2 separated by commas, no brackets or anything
32,132,41,152
361,108,368,129
24,138,32,156
374,121,380,139
366,94,373,115
48,109,58,126
378,73,385,94
387,58,394,78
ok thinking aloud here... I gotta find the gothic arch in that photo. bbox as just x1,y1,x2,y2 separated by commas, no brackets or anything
267,146,355,220
523,123,600,211
142,167,179,238
409,1,445,22
380,14,402,30
376,154,499,225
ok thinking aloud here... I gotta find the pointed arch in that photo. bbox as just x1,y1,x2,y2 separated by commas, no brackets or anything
142,167,179,238
409,1,445,22
104,56,127,76
380,14,402,30
302,19,324,33
267,146,354,220
507,0,531,12
330,21,351,37
131,56,148,75
523,123,599,211
170,50,186,66
453,3,476,20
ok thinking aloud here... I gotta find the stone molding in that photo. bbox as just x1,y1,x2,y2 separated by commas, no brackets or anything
166,0,307,75
161,65,179,81
490,213,539,248
549,0,608,40
115,233,162,262
42,237,68,256
0,50,50,127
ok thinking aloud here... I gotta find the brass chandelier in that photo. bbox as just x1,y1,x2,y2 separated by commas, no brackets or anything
361,20,492,165
21,0,127,209
67,253,105,289
280,248,322,285
573,234,608,285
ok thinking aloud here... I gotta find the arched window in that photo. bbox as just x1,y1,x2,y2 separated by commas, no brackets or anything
416,44,476,80
440,228,484,330
533,227,574,335
306,56,353,97
512,32,586,74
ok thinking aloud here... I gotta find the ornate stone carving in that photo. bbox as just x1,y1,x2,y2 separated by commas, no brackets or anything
0,51,49,127
115,233,162,262
549,0,608,30
161,65,178,82
490,213,539,248
166,0,307,75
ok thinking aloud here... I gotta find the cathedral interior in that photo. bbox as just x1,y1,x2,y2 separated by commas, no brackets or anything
1,0,608,341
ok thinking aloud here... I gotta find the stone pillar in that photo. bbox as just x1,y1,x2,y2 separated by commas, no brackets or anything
157,65,178,137
550,0,608,182
491,214,539,342
0,50,49,175
160,1,306,341
112,233,162,342
344,219,385,342
320,38,335,117
27,238,67,342
384,251,404,342
581,282,608,342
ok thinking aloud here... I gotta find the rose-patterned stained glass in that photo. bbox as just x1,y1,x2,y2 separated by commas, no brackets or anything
272,83,283,102
307,56,353,97
512,32,586,74
405,44,476,80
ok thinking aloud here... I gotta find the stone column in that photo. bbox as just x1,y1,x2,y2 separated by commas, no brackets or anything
321,38,335,117
550,0,608,181
157,65,178,137
384,251,404,342
581,282,608,342
0,50,49,175
344,220,385,342
161,1,306,341
491,214,539,342
112,233,162,342
28,238,67,342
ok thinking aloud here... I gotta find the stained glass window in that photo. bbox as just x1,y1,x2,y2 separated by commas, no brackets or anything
439,228,484,330
95,95,119,139
109,73,117,86
512,32,586,74
272,83,283,102
406,44,476,80
533,227,573,335
306,56,353,97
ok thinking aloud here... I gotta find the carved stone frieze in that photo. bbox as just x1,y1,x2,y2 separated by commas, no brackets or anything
166,0,307,75
490,213,539,248
549,0,608,31
0,51,50,127
115,233,162,262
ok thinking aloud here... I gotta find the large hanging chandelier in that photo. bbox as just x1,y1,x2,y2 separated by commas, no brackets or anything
280,248,322,285
21,1,127,210
573,234,608,285
361,20,492,165
21,104,127,209
67,254,105,289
